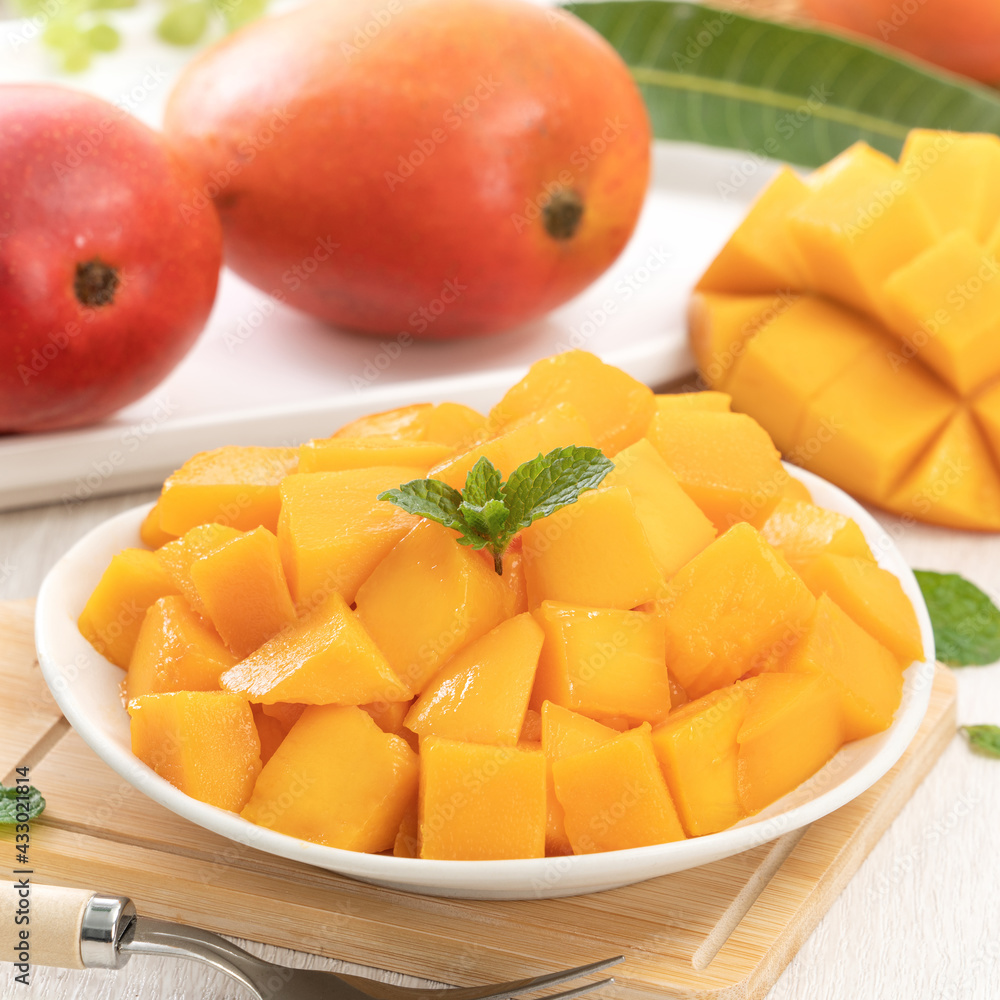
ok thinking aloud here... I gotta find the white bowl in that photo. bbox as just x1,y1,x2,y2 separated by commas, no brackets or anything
35,466,936,900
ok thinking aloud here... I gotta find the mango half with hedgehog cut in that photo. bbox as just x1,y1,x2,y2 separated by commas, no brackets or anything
689,131,1000,530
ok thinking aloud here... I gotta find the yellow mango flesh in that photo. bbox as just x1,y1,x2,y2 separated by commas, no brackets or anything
393,807,420,858
651,682,750,837
654,391,732,413
782,476,812,503
277,467,422,608
760,498,874,571
252,704,288,765
220,591,410,705
688,292,794,390
128,691,261,812
189,526,297,658
604,438,717,579
297,436,453,474
798,554,925,666
788,142,938,319
333,401,486,451
419,737,546,860
432,401,595,489
521,486,664,610
540,703,617,856
126,596,235,699
688,130,1000,529
532,602,672,726
552,724,685,853
139,504,175,549
405,613,544,746
779,594,902,741
361,698,412,735
489,349,655,455
156,524,243,616
725,296,880,454
696,166,809,294
900,130,1000,243
882,231,1000,395
661,523,816,698
156,446,298,536
78,548,181,668
736,673,843,815
354,521,508,694
890,410,1000,531
647,410,786,531
242,705,418,852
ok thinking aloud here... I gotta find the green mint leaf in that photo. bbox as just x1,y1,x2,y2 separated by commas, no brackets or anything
377,479,464,530
503,446,614,529
462,457,504,508
961,725,1000,759
459,497,509,542
913,570,1000,667
0,785,46,825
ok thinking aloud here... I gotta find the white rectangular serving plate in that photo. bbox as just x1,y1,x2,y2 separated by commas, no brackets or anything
0,10,782,510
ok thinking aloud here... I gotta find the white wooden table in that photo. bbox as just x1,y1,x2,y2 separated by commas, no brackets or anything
1,490,998,1000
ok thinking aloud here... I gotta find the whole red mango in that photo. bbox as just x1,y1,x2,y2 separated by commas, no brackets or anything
802,0,1000,84
0,85,223,434
164,0,651,339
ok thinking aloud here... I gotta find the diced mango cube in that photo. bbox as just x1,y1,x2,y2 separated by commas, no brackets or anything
405,613,544,745
797,554,925,666
277,467,422,608
696,167,810,294
156,446,298,536
661,523,816,698
128,691,261,812
242,705,418,851
78,548,181,668
297,436,453,474
139,504,175,549
647,410,786,531
604,438,717,579
220,591,410,705
651,682,750,836
779,594,902,741
419,738,546,860
654,391,732,413
760,498,874,571
736,674,843,815
532,602,672,726
882,232,1000,395
432,402,595,489
156,524,243,616
354,521,508,694
688,292,794,390
489,350,655,455
333,402,486,450
552,725,685,853
189,526,297,658
521,486,664,610
126,596,235,699
725,296,881,453
789,142,938,319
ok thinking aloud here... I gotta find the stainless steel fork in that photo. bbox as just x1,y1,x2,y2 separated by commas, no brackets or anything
1,884,622,1000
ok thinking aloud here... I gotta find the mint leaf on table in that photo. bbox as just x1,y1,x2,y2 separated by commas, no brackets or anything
961,725,1000,759
379,446,613,575
0,785,46,825
913,570,1000,667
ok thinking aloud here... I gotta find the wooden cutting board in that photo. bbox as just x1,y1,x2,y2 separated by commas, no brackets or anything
1,599,956,1000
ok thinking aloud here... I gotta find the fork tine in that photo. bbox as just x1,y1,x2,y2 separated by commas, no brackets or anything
414,956,624,1000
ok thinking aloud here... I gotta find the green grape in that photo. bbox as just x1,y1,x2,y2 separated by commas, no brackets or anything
86,22,120,51
43,19,84,50
62,43,92,72
156,0,210,45
216,0,267,31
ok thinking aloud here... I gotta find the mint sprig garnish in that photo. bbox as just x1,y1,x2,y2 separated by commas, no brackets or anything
914,570,1000,667
379,446,613,575
961,725,1000,759
0,784,46,825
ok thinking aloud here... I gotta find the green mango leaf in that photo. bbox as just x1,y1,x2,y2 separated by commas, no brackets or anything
565,1,1000,167
914,571,1000,667
961,725,1000,759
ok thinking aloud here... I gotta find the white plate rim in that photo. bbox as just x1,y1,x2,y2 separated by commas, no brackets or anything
34,464,936,899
